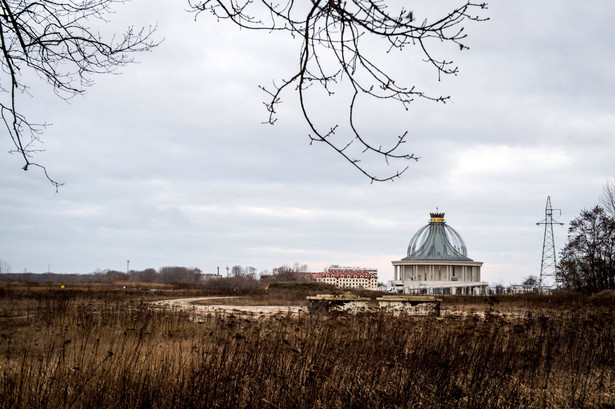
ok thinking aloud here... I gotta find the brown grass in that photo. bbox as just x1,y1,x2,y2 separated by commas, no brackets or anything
1,283,614,408
192,282,342,307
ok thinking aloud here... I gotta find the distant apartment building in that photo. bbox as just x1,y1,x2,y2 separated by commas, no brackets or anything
311,265,378,290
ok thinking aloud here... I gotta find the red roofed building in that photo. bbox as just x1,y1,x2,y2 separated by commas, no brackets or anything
311,265,378,290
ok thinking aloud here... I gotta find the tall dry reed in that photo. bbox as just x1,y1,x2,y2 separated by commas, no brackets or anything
0,287,614,408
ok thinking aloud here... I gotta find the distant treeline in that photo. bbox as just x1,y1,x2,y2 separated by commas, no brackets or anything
0,264,314,288
0,273,94,284
0,266,203,285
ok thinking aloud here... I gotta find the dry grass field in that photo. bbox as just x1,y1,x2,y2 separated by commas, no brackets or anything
1,282,614,408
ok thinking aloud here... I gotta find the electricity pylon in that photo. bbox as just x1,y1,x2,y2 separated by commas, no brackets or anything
536,196,564,293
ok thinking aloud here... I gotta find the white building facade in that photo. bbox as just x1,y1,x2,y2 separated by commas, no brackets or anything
312,266,378,290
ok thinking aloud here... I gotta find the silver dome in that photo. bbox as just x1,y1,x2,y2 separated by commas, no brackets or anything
403,213,473,261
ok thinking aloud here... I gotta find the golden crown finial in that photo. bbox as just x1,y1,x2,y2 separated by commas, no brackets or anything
429,211,445,222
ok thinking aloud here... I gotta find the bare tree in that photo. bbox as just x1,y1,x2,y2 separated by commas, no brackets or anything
292,262,309,273
129,267,158,282
521,275,538,291
244,266,257,279
267,263,311,281
190,0,488,181
1,0,157,189
0,257,11,274
231,264,244,277
600,179,615,217
158,266,202,284
557,206,615,292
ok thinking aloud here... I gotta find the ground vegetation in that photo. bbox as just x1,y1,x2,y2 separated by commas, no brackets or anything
1,283,614,408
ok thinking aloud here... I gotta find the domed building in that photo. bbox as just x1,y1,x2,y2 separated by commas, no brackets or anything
388,212,488,295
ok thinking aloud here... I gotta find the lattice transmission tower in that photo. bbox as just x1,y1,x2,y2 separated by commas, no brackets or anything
536,196,563,293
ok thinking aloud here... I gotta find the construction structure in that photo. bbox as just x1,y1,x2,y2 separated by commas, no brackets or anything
307,293,371,311
307,294,442,315
536,196,563,293
388,212,488,295
311,265,378,290
376,295,442,316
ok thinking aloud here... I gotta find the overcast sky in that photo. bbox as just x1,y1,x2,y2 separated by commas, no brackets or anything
1,0,613,285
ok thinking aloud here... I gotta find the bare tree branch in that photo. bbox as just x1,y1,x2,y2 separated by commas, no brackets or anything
0,0,158,190
190,0,488,181
600,179,615,217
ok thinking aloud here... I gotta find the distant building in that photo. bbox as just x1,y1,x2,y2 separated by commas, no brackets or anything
509,284,536,294
388,212,488,295
312,265,378,290
200,273,223,281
